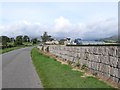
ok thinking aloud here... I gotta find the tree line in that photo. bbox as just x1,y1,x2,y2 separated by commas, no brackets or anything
0,35,38,49
0,31,65,49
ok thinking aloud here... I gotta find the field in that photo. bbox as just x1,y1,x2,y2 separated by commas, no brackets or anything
31,48,116,88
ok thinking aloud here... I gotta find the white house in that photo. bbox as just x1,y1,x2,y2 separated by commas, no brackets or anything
45,40,59,45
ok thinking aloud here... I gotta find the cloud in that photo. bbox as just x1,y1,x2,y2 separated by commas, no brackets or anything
83,18,118,39
52,17,117,40
0,17,117,40
53,16,72,32
0,20,46,38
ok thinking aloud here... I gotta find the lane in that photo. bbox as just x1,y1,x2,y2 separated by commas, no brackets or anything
2,47,43,88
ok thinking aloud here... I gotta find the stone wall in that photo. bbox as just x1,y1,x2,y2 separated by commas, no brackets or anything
38,45,120,86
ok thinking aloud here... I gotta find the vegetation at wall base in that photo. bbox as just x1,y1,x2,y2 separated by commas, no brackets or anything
31,48,116,89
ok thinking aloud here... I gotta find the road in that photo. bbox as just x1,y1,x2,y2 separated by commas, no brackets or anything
2,47,43,88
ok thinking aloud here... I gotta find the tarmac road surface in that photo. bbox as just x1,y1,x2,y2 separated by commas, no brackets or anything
2,47,43,88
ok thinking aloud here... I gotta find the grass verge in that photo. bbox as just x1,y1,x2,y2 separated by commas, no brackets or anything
31,48,116,89
0,46,26,54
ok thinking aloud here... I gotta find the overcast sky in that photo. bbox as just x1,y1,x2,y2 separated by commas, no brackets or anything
0,1,118,39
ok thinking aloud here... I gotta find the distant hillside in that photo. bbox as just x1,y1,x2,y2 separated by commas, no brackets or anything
103,35,118,40
97,35,118,42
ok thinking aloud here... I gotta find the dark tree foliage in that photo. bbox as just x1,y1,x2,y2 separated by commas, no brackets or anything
74,38,82,45
32,38,38,44
59,39,65,45
41,32,53,42
14,35,23,46
0,36,10,48
23,35,30,42
67,38,71,41
0,36,2,43
28,38,30,42
10,38,15,42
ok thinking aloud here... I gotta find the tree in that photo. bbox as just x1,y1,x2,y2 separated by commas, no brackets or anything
23,35,30,42
9,38,15,42
15,35,23,46
1,36,10,48
28,38,30,42
74,38,82,45
41,32,52,42
59,39,65,45
32,38,38,44
0,36,1,43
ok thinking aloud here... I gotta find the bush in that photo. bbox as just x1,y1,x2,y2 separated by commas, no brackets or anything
67,60,73,65
75,59,80,67
76,62,80,67
46,46,49,52
81,64,88,71
41,46,44,51
93,72,98,76
8,44,14,48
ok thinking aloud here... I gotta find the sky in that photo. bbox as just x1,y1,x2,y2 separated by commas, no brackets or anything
0,1,118,40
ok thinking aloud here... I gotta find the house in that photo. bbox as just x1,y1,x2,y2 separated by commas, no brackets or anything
64,38,71,45
45,40,59,45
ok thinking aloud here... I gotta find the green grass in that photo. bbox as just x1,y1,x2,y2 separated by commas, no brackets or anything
31,48,116,88
7,42,33,46
23,42,33,46
0,45,26,54
0,42,34,54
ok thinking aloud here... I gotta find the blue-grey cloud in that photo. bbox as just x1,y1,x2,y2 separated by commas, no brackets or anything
0,17,117,40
